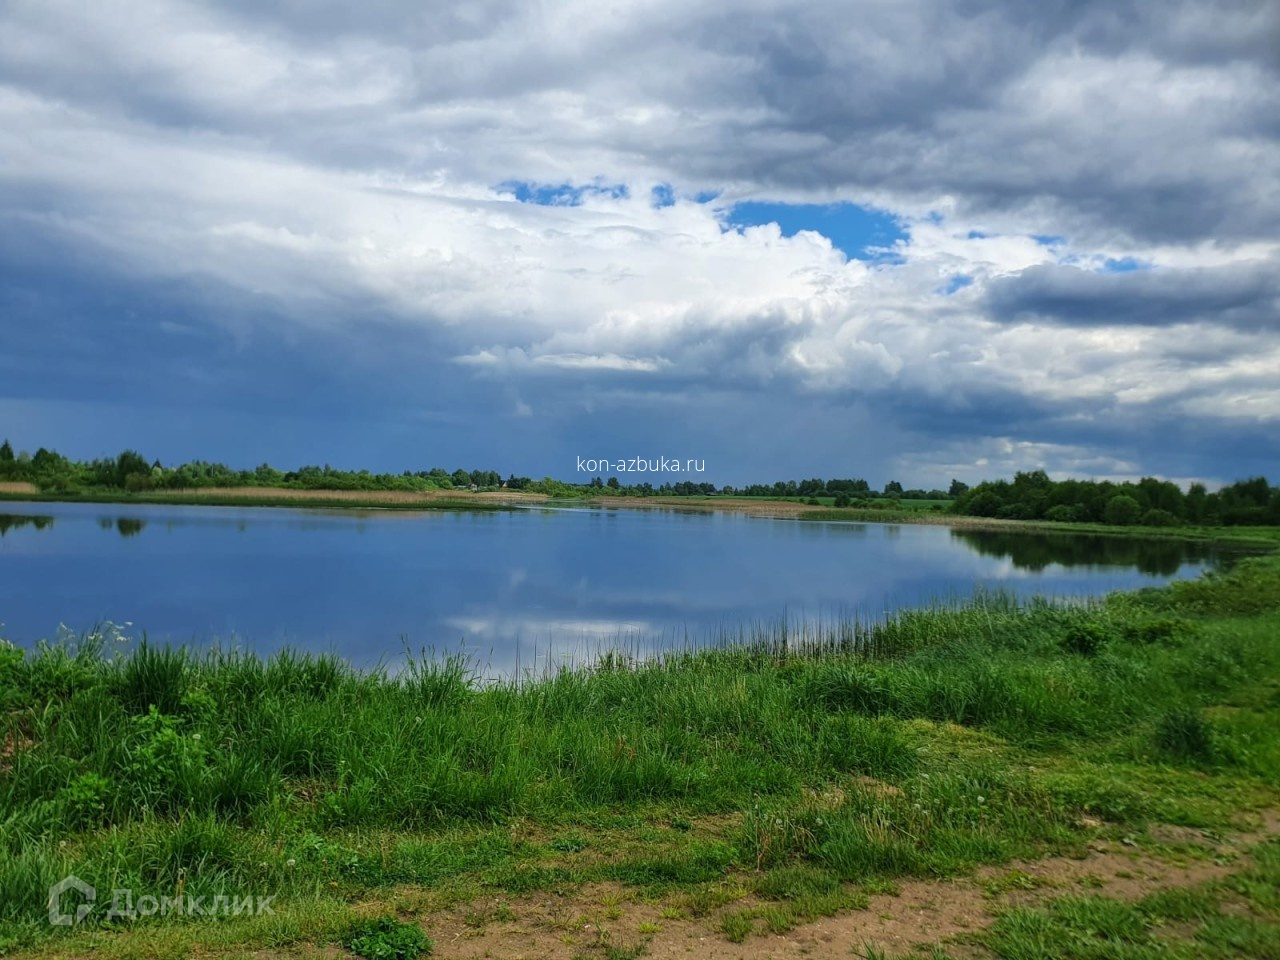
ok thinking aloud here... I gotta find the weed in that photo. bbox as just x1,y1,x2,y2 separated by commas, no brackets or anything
718,909,754,942
344,916,432,960
1060,623,1113,657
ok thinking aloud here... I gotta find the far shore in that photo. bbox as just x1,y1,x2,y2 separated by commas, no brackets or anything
0,484,545,511
2,484,1277,548
584,495,1280,548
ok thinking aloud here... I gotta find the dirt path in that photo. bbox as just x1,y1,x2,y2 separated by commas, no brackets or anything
412,810,1280,960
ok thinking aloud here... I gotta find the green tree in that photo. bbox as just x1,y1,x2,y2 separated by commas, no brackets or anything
1104,494,1142,526
948,478,969,497
115,450,150,488
0,440,12,463
1185,483,1209,523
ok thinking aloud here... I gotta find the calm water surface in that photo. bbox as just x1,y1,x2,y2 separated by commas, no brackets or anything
0,501,1226,674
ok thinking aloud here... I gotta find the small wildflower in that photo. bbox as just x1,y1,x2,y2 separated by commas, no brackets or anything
286,858,296,868
191,733,201,741
977,796,986,804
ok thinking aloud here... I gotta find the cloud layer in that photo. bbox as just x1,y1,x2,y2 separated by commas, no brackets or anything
1,0,1277,483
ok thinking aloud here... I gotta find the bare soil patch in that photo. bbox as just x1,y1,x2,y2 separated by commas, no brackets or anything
400,813,1279,960
0,481,38,494
588,497,822,518
149,487,549,505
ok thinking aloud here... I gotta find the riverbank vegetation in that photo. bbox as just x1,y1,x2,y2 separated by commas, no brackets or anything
2,440,1275,532
2,553,1279,957
951,470,1280,527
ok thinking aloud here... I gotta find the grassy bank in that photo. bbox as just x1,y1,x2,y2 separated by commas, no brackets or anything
2,557,1280,958
801,505,1280,547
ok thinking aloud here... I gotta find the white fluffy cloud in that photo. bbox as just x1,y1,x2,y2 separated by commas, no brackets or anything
1,0,1277,482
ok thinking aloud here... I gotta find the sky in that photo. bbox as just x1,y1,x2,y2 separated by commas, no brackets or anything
1,0,1277,488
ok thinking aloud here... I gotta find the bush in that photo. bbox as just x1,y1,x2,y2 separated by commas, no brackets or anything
1060,623,1114,657
996,503,1034,520
1140,508,1180,527
57,772,114,828
1122,618,1190,646
120,707,208,811
1154,708,1216,764
1104,495,1142,526
345,917,432,960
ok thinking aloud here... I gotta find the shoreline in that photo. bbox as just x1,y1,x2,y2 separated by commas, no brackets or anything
4,486,1278,548
586,496,1280,548
0,486,547,512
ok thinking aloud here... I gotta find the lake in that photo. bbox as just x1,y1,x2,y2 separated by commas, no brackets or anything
0,501,1226,675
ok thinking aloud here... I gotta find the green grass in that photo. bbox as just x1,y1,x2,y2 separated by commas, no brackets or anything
981,837,1280,959
801,506,1280,544
2,555,1279,955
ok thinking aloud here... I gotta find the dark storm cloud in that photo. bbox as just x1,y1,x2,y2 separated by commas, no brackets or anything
5,0,1275,246
1,0,1278,485
679,0,1280,244
986,261,1280,329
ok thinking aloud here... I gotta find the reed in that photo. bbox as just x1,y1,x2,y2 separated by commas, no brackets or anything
2,555,1279,952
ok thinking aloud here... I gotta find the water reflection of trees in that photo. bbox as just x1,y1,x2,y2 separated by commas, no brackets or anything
97,516,148,537
0,514,55,536
951,529,1218,576
116,518,146,538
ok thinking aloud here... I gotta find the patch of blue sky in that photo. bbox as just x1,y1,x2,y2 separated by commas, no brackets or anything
725,201,907,261
651,183,676,208
498,180,629,206
1101,256,1150,273
942,275,974,295
1032,234,1065,246
649,183,720,208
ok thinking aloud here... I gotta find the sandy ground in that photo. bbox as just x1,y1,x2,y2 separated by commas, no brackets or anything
144,486,552,505
584,497,827,518
0,481,38,494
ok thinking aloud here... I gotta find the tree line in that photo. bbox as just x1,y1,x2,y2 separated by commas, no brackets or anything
1,440,1274,526
950,470,1279,527
0,440,513,496
0,439,963,502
